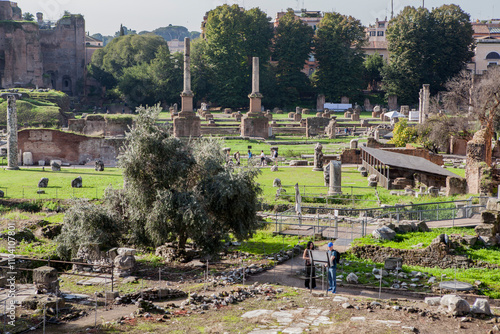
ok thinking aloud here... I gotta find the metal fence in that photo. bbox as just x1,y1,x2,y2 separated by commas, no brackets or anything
276,184,380,205
0,186,107,200
263,197,487,242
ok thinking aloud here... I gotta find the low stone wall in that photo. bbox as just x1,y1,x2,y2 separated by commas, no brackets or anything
351,241,472,269
68,115,133,136
200,126,240,135
272,127,307,135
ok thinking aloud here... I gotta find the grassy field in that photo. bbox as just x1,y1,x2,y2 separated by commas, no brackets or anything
0,165,468,206
0,167,123,199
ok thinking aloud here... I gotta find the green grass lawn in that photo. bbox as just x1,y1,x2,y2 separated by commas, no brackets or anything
0,167,123,199
0,165,470,207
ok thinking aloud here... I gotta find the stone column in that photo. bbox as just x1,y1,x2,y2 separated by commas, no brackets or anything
422,84,430,121
328,161,342,195
173,37,201,137
248,57,263,114
241,57,268,138
3,93,21,170
313,143,324,171
316,94,325,111
180,37,194,115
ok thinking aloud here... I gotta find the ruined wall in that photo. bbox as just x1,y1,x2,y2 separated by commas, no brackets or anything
351,242,472,270
18,129,123,165
40,15,86,96
340,149,362,164
466,129,490,194
68,116,132,136
305,117,331,137
366,138,395,149
0,21,44,89
200,126,239,135
450,136,468,156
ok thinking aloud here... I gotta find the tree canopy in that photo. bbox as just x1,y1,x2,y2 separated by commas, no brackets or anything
313,12,366,102
272,10,315,107
192,5,273,108
382,5,474,104
116,106,262,254
88,34,183,107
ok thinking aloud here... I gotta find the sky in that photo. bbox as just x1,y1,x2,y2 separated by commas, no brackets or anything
17,0,499,36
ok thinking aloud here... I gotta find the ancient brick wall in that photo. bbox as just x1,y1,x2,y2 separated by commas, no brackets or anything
200,126,240,135
366,138,395,148
39,15,86,96
340,149,362,164
0,21,44,89
450,136,468,156
18,129,123,165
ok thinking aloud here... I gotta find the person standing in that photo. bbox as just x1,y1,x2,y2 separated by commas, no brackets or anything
303,241,316,289
326,242,337,294
260,150,265,166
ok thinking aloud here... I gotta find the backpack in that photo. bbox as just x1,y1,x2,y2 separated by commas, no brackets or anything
335,250,340,264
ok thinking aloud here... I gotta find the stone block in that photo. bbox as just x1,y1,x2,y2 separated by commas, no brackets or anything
38,177,49,188
71,176,82,188
360,119,369,127
471,299,492,315
425,297,441,306
446,176,467,196
288,112,295,119
344,112,352,118
105,291,120,300
481,211,499,224
117,248,137,256
51,161,61,172
293,113,302,122
384,257,402,270
475,224,497,237
351,113,360,121
316,112,323,117
372,226,396,240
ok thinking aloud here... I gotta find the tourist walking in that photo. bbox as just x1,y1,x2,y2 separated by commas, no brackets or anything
234,151,240,166
303,241,316,289
260,150,265,166
326,242,338,294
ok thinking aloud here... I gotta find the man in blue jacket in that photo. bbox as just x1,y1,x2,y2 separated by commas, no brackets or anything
326,242,337,294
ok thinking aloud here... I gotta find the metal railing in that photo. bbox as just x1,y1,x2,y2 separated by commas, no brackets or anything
263,196,487,242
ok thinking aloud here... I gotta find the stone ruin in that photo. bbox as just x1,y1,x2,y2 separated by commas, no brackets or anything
466,128,498,194
38,177,49,188
95,159,104,171
33,266,59,294
72,245,137,277
71,176,82,188
324,118,337,139
312,142,324,171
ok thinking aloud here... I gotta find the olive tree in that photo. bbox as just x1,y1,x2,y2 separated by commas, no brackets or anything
115,106,262,255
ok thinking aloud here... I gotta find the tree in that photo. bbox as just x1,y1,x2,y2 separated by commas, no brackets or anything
443,68,500,165
56,199,123,260
88,34,168,90
112,106,262,255
382,5,474,104
390,119,417,147
363,53,384,90
416,114,472,153
193,5,273,108
22,12,34,21
117,46,183,107
313,12,366,102
272,10,315,107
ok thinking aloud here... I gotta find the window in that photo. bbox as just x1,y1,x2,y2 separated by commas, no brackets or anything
64,80,69,88
378,22,385,28
486,52,500,60
377,31,384,36
369,31,376,36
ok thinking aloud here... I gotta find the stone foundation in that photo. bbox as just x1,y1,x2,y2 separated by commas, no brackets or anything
241,115,269,139
173,113,201,137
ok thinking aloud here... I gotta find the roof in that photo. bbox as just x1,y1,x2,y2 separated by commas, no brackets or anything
361,147,460,178
491,28,500,34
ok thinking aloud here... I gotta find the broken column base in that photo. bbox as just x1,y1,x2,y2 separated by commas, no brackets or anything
173,113,201,138
241,114,269,139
